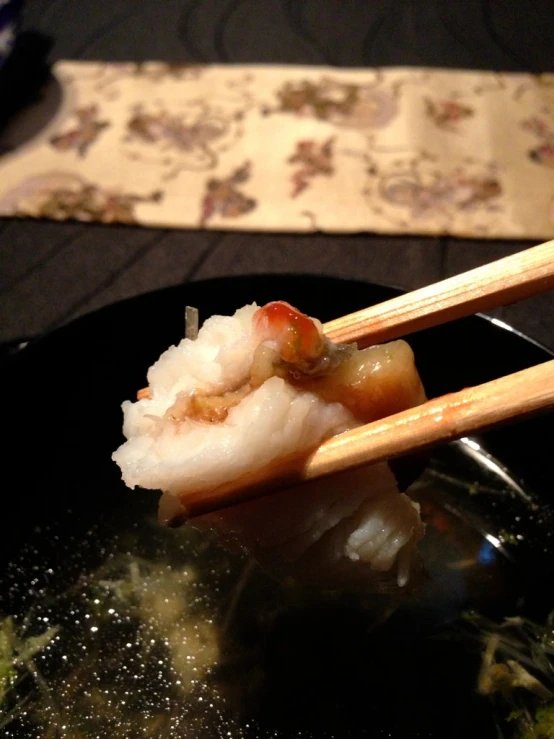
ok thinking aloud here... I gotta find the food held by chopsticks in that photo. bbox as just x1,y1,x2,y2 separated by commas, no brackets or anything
113,240,554,590
113,300,427,589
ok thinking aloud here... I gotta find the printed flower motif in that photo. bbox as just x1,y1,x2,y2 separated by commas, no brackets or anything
50,105,110,158
127,106,225,152
0,173,162,224
199,161,256,226
424,98,474,131
365,154,503,228
529,143,554,168
268,77,398,130
520,117,554,168
380,170,501,218
521,117,552,139
287,137,334,197
124,103,244,179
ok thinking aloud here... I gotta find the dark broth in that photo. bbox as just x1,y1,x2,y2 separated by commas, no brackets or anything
1,439,553,739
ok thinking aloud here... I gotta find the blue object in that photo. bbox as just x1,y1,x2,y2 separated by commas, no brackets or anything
0,0,23,70
477,539,496,567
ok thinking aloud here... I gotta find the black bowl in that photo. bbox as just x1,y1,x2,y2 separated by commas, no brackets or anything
2,275,553,738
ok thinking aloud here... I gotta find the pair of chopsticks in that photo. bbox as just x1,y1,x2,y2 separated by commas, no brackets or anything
185,240,554,518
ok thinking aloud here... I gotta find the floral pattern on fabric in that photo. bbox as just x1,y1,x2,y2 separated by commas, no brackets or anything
0,61,552,238
424,98,474,132
122,103,245,180
288,137,334,197
50,105,110,158
266,76,399,130
0,173,162,224
364,153,503,234
520,117,554,168
199,162,256,226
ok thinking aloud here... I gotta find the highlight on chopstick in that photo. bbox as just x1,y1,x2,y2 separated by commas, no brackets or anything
113,300,428,589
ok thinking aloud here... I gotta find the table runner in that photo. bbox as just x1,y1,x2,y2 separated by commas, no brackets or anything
0,61,552,239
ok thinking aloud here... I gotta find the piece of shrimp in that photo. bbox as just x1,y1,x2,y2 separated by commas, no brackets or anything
136,300,425,425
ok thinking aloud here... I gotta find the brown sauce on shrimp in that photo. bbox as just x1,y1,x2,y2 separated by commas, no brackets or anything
153,301,425,426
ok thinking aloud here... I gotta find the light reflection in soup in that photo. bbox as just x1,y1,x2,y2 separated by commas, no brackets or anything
1,440,551,739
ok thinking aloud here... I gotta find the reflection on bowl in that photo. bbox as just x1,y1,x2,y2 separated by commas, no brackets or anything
0,0,22,70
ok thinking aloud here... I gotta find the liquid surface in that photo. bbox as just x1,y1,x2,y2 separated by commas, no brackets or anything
1,440,552,739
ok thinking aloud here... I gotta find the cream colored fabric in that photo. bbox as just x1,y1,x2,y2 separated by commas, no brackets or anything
0,61,553,238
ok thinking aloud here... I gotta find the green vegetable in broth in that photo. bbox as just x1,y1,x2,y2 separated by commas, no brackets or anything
470,612,554,738
0,617,58,730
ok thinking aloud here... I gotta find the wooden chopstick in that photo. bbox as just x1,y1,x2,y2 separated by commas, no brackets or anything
325,240,554,347
185,359,554,518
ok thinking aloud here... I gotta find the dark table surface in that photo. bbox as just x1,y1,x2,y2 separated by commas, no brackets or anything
1,0,553,350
